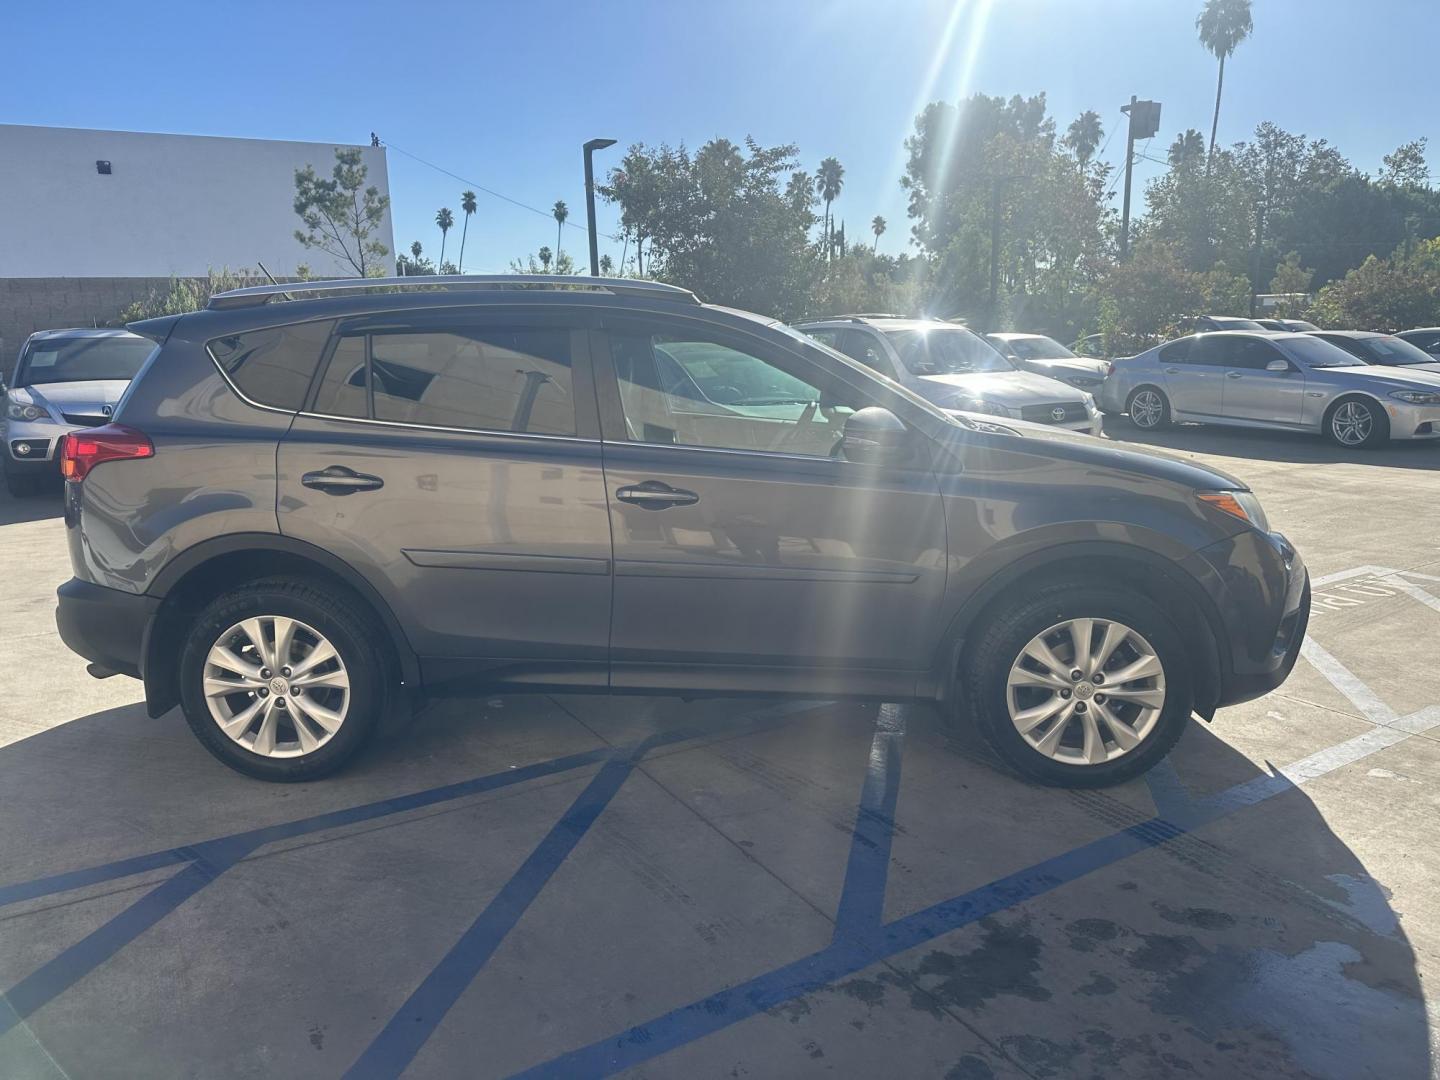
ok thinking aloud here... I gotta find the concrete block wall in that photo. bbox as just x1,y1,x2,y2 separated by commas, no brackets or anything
0,277,184,378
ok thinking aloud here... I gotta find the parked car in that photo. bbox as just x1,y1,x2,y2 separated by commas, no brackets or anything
1100,331,1440,448
984,333,1110,391
1181,315,1269,333
1257,318,1320,332
795,316,1100,434
1307,330,1440,374
1396,327,1440,359
55,275,1309,788
2,328,153,497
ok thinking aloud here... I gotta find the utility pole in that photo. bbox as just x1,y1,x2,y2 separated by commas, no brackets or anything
583,138,617,276
1119,96,1161,259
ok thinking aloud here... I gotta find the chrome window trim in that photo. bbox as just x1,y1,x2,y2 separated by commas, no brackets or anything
292,409,600,445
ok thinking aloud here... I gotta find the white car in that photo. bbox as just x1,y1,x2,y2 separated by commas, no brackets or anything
794,316,1101,435
2,328,152,497
985,332,1111,391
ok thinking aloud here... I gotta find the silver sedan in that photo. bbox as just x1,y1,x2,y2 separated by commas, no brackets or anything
1098,331,1440,448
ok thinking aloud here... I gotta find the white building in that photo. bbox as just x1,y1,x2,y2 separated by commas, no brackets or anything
0,124,394,366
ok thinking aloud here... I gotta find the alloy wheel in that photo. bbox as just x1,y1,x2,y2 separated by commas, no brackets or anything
1130,390,1164,428
1006,618,1166,766
202,616,350,758
1331,401,1373,446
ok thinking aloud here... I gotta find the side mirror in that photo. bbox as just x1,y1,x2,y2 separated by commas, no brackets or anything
841,407,913,465
1266,358,1290,372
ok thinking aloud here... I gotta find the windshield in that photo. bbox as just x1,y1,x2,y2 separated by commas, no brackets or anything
1351,335,1436,366
1007,336,1077,361
1209,317,1267,331
886,327,1014,375
17,336,153,386
1285,336,1366,368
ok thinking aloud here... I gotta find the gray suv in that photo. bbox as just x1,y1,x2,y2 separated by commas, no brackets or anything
55,276,1310,787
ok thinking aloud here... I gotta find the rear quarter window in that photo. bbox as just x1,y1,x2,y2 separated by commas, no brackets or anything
207,320,335,411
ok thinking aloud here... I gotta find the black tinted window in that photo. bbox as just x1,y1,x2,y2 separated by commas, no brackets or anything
311,327,576,435
1225,337,1286,370
209,320,334,411
1158,338,1193,363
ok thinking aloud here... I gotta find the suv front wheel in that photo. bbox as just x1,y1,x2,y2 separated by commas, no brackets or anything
179,578,387,781
962,583,1192,787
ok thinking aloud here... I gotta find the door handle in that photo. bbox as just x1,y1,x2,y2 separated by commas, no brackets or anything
1225,371,1244,379
1164,367,1181,374
301,465,384,495
616,481,699,510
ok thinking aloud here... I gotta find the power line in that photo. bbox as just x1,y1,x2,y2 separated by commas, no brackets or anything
380,138,621,243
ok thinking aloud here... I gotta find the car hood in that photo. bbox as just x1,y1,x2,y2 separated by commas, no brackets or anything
19,380,130,411
1025,358,1109,380
1330,365,1440,390
943,412,1248,491
918,369,1083,405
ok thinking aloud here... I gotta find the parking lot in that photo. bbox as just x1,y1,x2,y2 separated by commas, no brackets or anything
1,420,1438,1079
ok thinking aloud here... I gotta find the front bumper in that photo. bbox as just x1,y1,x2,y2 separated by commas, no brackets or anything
1204,534,1311,708
1385,400,1440,440
55,578,157,679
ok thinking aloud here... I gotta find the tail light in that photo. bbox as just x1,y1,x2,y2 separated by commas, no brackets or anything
1104,361,1115,377
60,424,154,481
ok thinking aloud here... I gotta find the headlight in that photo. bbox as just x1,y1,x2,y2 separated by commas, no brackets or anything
1197,489,1269,532
957,397,1010,417
5,401,51,423
1067,376,1103,389
1389,389,1440,405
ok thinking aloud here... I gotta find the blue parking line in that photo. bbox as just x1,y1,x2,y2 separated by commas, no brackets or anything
343,734,669,1080
509,769,1299,1078
0,836,260,1038
831,705,905,942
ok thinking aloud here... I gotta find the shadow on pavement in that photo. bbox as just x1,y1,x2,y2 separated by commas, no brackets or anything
1101,414,1440,470
0,482,63,525
0,692,1429,1078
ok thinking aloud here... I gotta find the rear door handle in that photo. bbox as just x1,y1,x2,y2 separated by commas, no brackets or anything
1225,371,1244,379
1164,367,1181,374
616,481,699,510
302,465,384,495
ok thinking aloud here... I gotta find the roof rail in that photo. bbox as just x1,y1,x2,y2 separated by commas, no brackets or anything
835,312,906,320
206,274,700,310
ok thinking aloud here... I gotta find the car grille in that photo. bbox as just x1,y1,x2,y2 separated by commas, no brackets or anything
1020,402,1088,424
61,412,109,427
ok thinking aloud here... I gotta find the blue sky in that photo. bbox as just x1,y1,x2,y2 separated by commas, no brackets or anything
7,0,1437,274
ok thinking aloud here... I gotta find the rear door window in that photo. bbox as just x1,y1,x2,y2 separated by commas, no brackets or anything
1225,337,1287,370
209,320,335,411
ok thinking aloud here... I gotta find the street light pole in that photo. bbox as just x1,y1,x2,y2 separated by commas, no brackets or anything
583,138,617,276
1118,96,1161,260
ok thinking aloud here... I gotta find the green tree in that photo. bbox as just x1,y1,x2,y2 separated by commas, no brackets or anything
1168,129,1206,169
871,215,887,252
511,248,577,275
785,170,816,216
1310,238,1440,330
1268,251,1314,295
814,157,845,258
1196,0,1254,162
435,207,454,272
120,268,258,321
1380,139,1430,190
292,147,391,276
599,253,614,275
538,245,552,271
458,190,477,271
1063,110,1103,165
552,200,569,261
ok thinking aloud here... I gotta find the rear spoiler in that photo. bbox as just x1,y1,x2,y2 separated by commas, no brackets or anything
127,314,183,345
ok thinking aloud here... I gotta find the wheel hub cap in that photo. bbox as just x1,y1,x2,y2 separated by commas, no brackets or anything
1006,617,1166,766
203,616,350,759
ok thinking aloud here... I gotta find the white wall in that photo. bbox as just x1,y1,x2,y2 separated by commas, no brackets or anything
0,124,395,278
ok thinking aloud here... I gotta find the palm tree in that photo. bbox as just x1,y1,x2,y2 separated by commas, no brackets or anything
1196,0,1253,162
435,207,454,273
552,200,568,262
407,240,423,275
599,254,614,276
814,158,845,259
871,215,886,252
1168,129,1207,169
538,246,552,271
1063,111,1104,165
458,191,477,272
785,170,814,216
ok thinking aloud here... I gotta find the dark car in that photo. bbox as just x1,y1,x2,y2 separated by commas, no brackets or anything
1182,315,1270,333
1257,318,1320,332
1397,327,1440,360
1308,330,1440,374
54,276,1310,788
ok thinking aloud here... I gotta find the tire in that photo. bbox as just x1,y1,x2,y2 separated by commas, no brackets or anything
1126,386,1170,430
178,577,388,781
1324,396,1388,449
960,583,1192,788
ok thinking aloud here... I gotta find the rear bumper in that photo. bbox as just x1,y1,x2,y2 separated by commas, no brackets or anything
55,577,156,679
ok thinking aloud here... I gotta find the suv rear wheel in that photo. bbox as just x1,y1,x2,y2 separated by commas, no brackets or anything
179,577,387,781
961,583,1191,787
